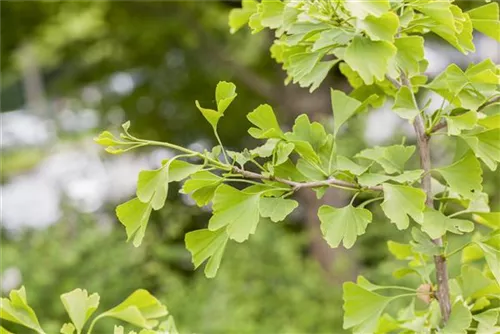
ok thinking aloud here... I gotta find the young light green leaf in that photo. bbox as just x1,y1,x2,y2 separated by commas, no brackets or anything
185,228,229,278
468,3,500,41
195,101,221,129
390,169,424,183
436,153,482,199
229,0,259,34
259,197,298,223
215,81,237,113
60,289,100,333
331,89,361,136
473,212,500,229
116,198,152,247
441,301,472,334
337,156,370,176
358,173,392,188
445,111,478,136
208,185,261,242
318,204,372,249
358,12,399,42
247,104,284,139
394,36,425,76
344,36,396,85
344,0,390,19
260,0,284,29
462,129,500,171
474,310,500,334
381,184,426,229
284,114,326,162
457,265,493,300
356,145,416,174
420,209,474,239
181,171,223,207
275,141,295,166
410,227,443,256
99,290,168,329
393,86,419,121
477,233,500,285
0,286,44,333
387,241,413,260
342,282,392,333
60,323,75,334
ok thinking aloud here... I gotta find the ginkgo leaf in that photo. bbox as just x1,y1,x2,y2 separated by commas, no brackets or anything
342,282,392,333
260,0,284,29
394,36,425,76
330,89,370,136
420,209,474,239
381,184,426,229
473,212,500,229
215,81,237,114
436,153,482,199
476,233,500,285
318,204,372,249
337,156,370,176
195,101,221,130
344,36,396,85
60,289,100,333
358,12,399,42
0,286,43,333
462,129,500,171
185,228,229,278
414,1,456,31
344,0,390,19
410,227,443,256
393,86,419,121
284,114,326,162
137,160,202,210
181,171,223,207
116,198,153,247
387,241,413,260
445,111,478,136
208,185,261,242
259,197,298,222
229,0,259,34
275,141,295,165
247,104,284,139
99,290,168,329
456,265,493,300
356,145,415,174
442,302,472,334
357,170,423,187
468,3,500,41
60,323,75,334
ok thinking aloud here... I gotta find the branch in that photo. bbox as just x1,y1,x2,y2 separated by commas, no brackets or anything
400,75,452,322
232,166,383,192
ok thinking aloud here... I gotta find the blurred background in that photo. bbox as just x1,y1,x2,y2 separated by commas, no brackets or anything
1,1,499,333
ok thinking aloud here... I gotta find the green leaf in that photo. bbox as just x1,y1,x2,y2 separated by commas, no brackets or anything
195,101,221,130
342,282,392,333
473,212,500,229
181,171,223,207
259,197,298,223
436,153,482,199
137,160,202,210
284,114,326,162
60,323,75,334
0,286,43,333
357,173,392,188
60,289,100,333
387,241,413,260
393,86,419,121
275,141,295,165
229,0,259,34
344,36,396,85
474,310,500,334
468,3,500,41
260,0,284,29
215,81,237,114
337,156,370,176
331,89,363,136
477,234,500,285
99,290,168,329
312,28,354,51
318,204,372,249
344,0,390,19
356,145,416,174
358,12,399,42
299,59,339,93
414,1,456,31
420,209,474,239
247,104,284,139
185,228,229,278
441,301,472,334
462,129,500,171
457,265,493,300
445,111,478,136
381,184,426,230
410,227,442,256
208,185,261,242
394,36,425,76
116,198,153,247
